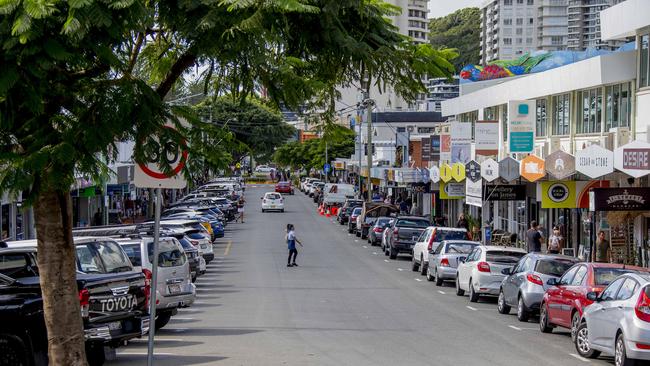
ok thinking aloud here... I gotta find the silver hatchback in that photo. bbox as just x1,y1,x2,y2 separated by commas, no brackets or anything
575,273,650,366
427,240,479,285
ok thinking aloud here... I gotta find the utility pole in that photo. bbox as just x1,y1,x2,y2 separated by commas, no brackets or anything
357,114,363,198
325,141,328,183
364,95,375,202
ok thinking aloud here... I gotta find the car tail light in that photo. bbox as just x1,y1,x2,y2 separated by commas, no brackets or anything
635,286,650,322
527,274,543,286
373,227,383,233
143,268,152,308
636,343,650,350
190,239,199,247
477,261,490,273
440,258,450,267
393,228,399,238
427,232,436,251
79,289,90,318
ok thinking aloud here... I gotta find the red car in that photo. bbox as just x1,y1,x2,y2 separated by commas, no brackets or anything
275,181,294,195
540,263,650,340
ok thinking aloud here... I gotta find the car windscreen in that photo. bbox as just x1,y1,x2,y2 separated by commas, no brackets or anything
266,193,282,200
148,240,186,267
187,231,207,240
121,244,142,266
434,230,467,241
486,251,526,264
76,241,133,274
178,238,195,251
535,259,576,277
445,243,477,254
352,208,362,215
594,268,638,286
376,218,392,227
396,219,429,228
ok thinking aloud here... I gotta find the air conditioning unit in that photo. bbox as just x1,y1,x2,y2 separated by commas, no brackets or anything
407,125,415,133
549,137,561,153
599,134,613,150
609,127,630,148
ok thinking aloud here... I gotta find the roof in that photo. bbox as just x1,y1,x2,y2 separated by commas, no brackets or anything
482,246,527,252
371,111,444,124
601,0,650,41
524,253,578,261
5,237,117,248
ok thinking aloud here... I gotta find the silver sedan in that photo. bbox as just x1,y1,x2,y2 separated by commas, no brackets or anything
427,240,479,286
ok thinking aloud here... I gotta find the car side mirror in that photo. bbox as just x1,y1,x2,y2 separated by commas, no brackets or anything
547,278,559,286
501,268,511,275
458,258,465,263
586,291,599,302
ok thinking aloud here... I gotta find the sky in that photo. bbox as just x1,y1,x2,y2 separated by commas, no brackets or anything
428,0,482,19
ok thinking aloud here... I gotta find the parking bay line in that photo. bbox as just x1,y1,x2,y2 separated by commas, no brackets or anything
223,241,232,256
373,252,378,255
397,268,404,271
437,290,446,294
384,259,390,262
569,354,591,363
362,245,367,248
466,306,478,311
414,278,422,282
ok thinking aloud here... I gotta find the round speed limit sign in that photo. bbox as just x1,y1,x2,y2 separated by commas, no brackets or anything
135,126,188,189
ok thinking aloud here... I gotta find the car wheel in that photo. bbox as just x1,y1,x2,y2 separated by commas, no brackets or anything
426,267,435,282
356,231,361,237
420,258,428,276
539,303,553,333
389,248,397,260
411,257,419,272
86,343,106,366
575,322,601,359
281,209,285,213
615,332,635,366
0,333,30,366
469,279,480,302
435,268,444,286
498,289,511,314
517,296,529,322
155,312,172,331
262,209,265,213
571,311,581,342
456,276,465,296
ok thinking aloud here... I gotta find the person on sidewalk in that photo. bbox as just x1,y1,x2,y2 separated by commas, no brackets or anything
526,220,543,253
286,224,303,267
547,226,564,254
595,230,611,263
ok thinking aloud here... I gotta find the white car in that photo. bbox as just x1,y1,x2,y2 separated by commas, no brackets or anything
255,165,274,173
456,245,526,302
262,192,284,212
412,227,468,276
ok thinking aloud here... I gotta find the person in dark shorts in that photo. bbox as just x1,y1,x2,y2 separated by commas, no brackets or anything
526,221,543,253
286,224,303,267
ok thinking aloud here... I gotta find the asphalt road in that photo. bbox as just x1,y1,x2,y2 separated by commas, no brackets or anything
107,184,615,366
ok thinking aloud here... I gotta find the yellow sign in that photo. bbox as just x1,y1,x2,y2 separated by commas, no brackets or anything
334,161,345,170
440,163,453,183
440,181,465,199
451,163,466,182
540,181,576,208
235,163,241,169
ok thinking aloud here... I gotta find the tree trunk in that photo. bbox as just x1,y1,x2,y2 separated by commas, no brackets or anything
33,189,88,366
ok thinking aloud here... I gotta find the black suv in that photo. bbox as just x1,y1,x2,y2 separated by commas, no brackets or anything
0,239,149,366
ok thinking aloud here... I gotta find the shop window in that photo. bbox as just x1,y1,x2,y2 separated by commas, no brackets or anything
535,98,547,137
552,94,570,136
605,82,631,130
577,88,601,134
640,34,649,88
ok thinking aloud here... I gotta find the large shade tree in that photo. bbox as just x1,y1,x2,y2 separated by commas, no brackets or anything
0,0,455,364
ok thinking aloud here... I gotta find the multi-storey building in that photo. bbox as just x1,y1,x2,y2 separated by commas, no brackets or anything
480,0,539,64
567,0,626,51
537,0,569,51
426,77,460,113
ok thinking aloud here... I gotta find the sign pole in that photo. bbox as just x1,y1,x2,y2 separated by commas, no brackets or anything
147,187,162,366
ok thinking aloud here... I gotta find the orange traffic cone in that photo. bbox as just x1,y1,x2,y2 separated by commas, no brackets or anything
326,209,331,217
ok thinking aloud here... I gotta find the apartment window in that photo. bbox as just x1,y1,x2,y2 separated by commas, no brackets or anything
529,18,534,24
503,38,512,45
397,127,406,133
504,0,513,5
516,18,523,25
526,38,533,45
577,88,602,134
517,0,523,4
418,127,434,134
484,107,497,120
504,19,512,25
552,94,570,136
516,28,523,35
527,0,533,4
516,38,522,44
536,98,547,137
551,36,563,45
641,34,649,88
605,82,631,130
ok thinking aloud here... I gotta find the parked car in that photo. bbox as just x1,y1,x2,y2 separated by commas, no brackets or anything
117,236,196,330
356,202,399,240
255,165,273,173
139,220,214,263
1,240,150,365
412,227,468,275
575,273,650,366
337,199,363,225
176,234,203,282
540,263,649,343
456,245,526,302
368,217,392,246
309,182,324,197
261,192,284,212
498,253,578,322
275,181,294,195
348,207,363,234
383,216,430,260
426,240,479,285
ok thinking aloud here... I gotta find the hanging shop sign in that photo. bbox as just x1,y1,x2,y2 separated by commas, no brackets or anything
591,187,650,211
576,180,609,208
465,160,481,183
474,120,499,156
430,135,441,162
508,100,536,153
545,150,576,180
614,140,650,178
334,161,346,170
540,181,576,209
421,137,431,162
465,178,482,207
440,133,451,162
430,166,440,183
440,163,453,183
484,185,526,201
481,158,499,182
498,157,520,182
440,181,465,199
451,163,466,182
575,144,614,178
520,155,545,182
450,122,472,164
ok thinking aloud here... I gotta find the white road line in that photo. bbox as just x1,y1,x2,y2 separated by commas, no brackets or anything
171,318,194,321
348,234,352,236
130,338,184,343
397,268,404,271
167,328,189,333
438,290,446,294
362,245,367,248
355,240,359,242
373,252,378,255
569,354,591,363
384,259,390,263
118,352,177,356
466,306,478,311
414,278,423,282
508,325,522,331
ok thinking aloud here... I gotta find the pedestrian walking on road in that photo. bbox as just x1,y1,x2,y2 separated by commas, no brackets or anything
237,196,246,223
286,224,303,267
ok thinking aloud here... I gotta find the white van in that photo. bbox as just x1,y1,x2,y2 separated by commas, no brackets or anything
323,183,357,205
